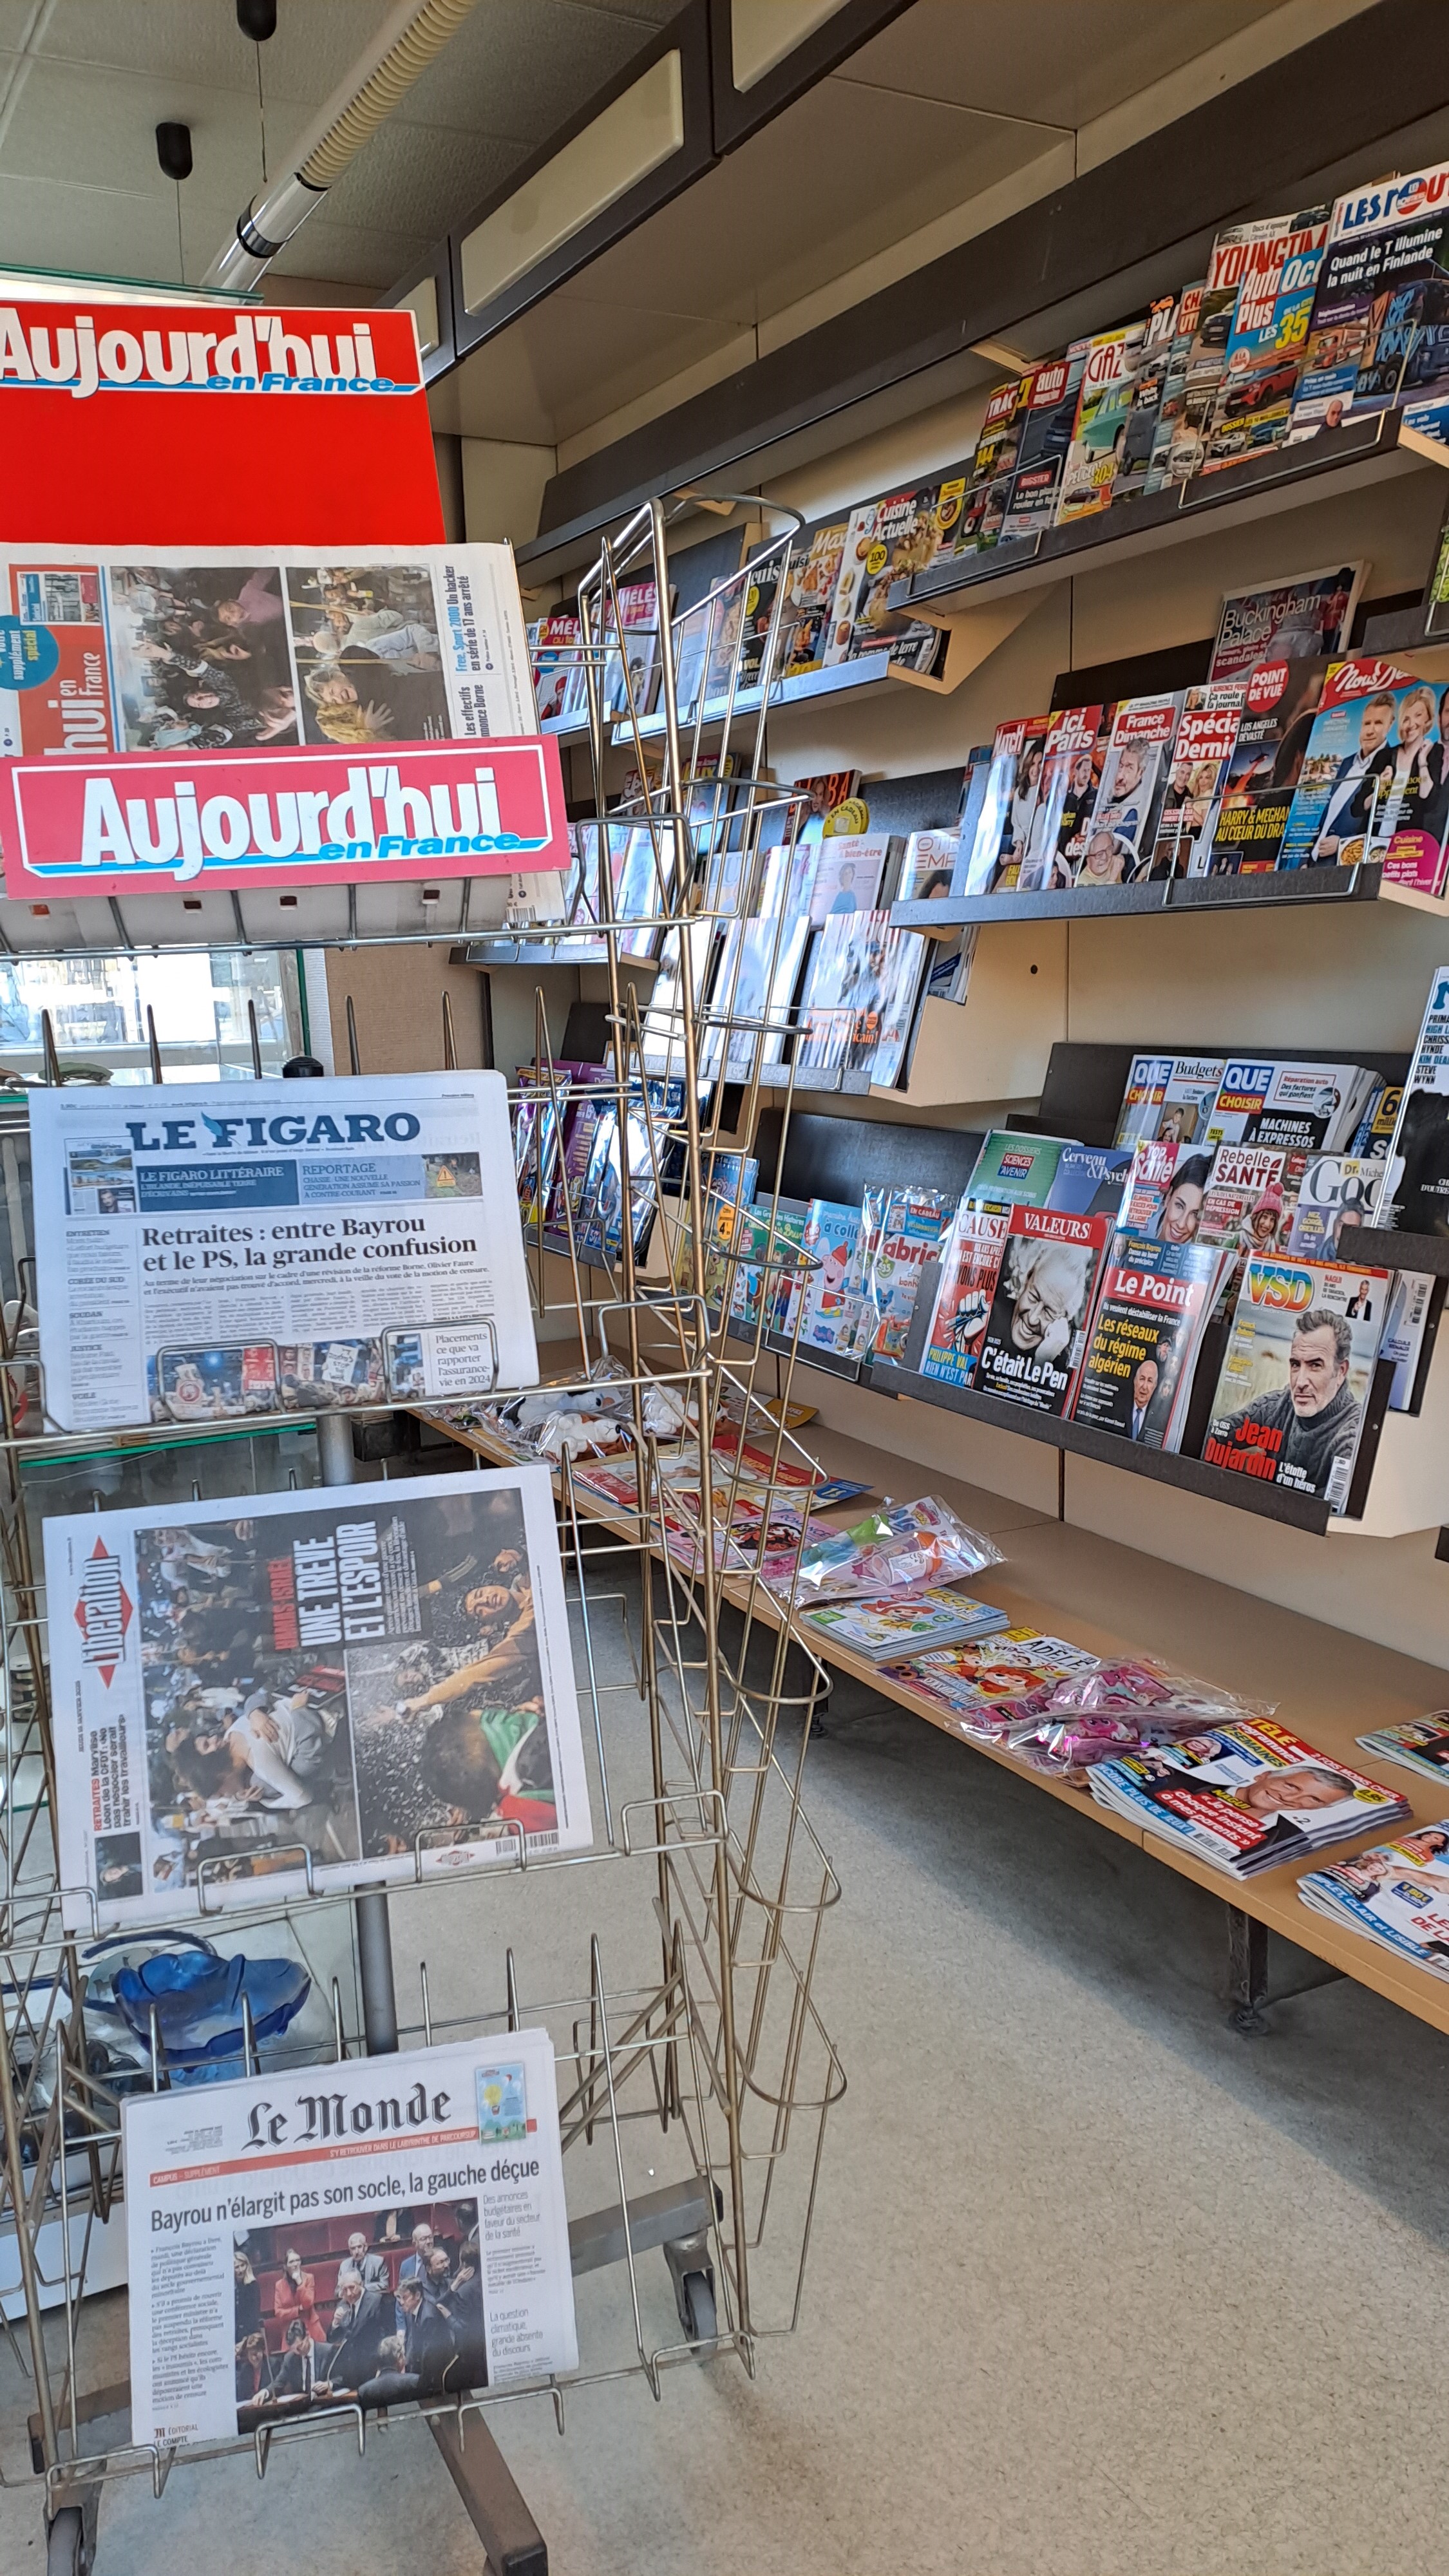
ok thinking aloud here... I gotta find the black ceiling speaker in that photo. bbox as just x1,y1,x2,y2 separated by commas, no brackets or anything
155,121,193,183
236,0,278,38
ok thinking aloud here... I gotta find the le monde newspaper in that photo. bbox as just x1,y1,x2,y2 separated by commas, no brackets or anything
125,2027,578,2447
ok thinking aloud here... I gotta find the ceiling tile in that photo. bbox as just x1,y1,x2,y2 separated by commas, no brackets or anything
0,53,307,200
0,169,183,281
269,213,430,292
30,1,395,105
398,0,667,146
319,115,526,244
844,0,1289,133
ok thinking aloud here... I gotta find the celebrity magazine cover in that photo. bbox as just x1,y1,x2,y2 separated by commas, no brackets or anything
48,1465,591,1931
1382,964,1449,1229
972,1205,1110,1414
1299,1823,1449,1978
960,717,1048,893
1209,565,1365,681
1075,693,1183,882
1277,658,1449,893
124,2027,576,2446
0,544,534,755
1151,686,1244,875
32,1072,536,1433
1202,1253,1390,1510
1018,703,1109,888
1090,1718,1408,1878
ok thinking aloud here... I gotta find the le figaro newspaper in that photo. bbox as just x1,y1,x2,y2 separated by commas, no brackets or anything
126,2026,578,2447
47,1466,592,1931
0,544,535,755
32,1072,536,1432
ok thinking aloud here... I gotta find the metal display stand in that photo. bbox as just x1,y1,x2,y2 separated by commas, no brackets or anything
0,494,844,2573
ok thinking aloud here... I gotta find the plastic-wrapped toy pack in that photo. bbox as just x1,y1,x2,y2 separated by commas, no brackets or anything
790,1495,1004,1602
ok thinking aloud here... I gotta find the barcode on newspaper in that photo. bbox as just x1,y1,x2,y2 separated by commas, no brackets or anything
1327,1454,1351,1512
529,1830,560,1848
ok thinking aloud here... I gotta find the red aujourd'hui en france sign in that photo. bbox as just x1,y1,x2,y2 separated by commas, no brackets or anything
0,736,569,898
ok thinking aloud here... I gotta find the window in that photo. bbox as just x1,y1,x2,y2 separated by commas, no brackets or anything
0,949,300,1085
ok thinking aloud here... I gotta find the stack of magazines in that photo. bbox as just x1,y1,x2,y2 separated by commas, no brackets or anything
1356,1714,1449,1786
800,1590,1009,1662
1299,1825,1449,1978
885,1627,1101,1734
1088,1718,1410,1878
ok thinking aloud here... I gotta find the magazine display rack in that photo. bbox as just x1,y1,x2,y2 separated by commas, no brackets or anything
0,498,844,2576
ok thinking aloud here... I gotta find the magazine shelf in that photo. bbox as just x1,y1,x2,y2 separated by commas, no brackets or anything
892,865,1449,935
905,409,1449,624
869,1359,1376,1536
431,1396,1449,2046
611,586,1037,749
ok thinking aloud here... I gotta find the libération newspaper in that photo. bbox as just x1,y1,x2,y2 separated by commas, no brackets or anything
0,544,535,754
32,1072,538,1432
46,1466,592,1930
125,2027,578,2447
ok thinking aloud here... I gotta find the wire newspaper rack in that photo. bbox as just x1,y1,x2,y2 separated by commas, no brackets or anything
0,491,846,2575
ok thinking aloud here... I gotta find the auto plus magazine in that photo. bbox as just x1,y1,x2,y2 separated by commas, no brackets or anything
48,1467,591,1930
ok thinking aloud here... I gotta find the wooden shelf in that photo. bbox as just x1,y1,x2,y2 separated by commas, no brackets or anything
420,1391,1449,2041
907,408,1449,623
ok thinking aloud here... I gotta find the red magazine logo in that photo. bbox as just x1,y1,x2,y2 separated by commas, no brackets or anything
73,1537,132,1685
1245,659,1291,713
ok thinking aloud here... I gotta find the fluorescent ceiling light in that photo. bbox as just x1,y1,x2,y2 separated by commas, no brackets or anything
460,51,684,314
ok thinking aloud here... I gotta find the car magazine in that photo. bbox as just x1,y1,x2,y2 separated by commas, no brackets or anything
1201,205,1329,471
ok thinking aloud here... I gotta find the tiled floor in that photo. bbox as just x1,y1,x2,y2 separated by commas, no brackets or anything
4,1590,1448,2575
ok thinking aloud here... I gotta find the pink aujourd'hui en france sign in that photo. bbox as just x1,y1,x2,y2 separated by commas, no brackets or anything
0,734,569,897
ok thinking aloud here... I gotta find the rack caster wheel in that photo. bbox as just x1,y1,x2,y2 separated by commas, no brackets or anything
678,2268,715,2344
663,2224,717,2350
46,2508,88,2576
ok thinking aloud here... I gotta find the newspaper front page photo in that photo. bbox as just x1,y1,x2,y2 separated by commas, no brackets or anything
47,1465,592,1929
32,1072,538,1433
125,2027,578,2446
